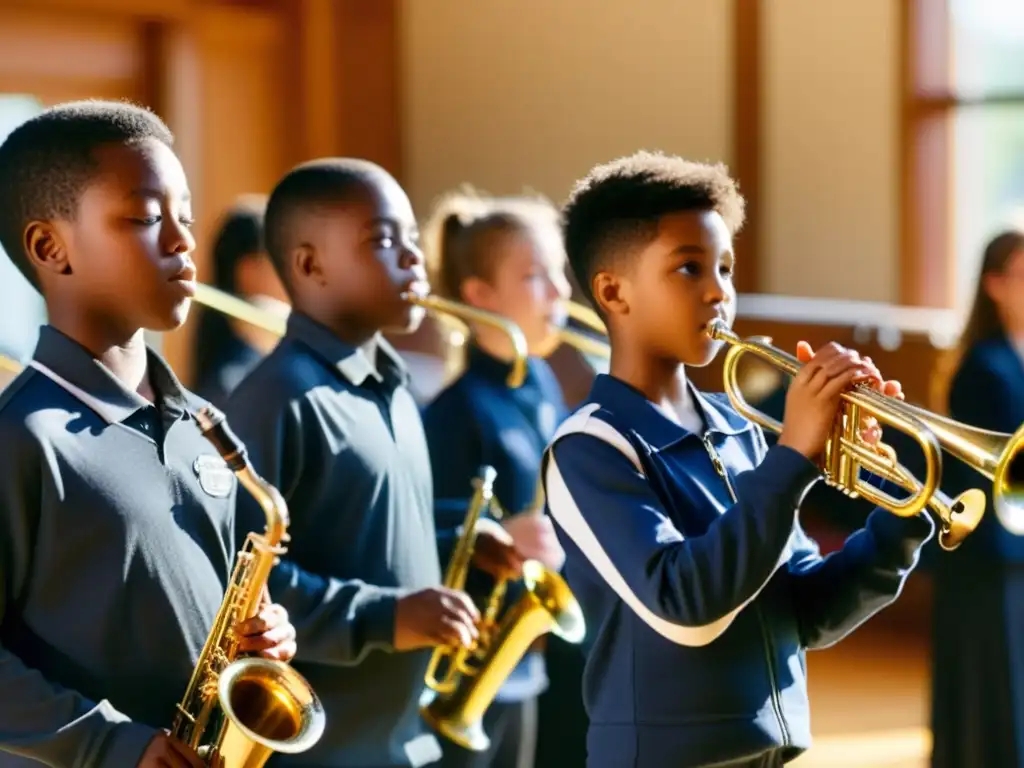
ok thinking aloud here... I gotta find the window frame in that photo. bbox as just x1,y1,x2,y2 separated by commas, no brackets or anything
901,0,1024,309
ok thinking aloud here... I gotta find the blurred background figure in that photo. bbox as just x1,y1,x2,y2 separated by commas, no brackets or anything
420,187,587,768
191,196,288,407
930,230,1024,768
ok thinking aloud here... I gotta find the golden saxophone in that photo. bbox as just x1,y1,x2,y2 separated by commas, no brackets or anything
171,406,325,767
420,466,586,752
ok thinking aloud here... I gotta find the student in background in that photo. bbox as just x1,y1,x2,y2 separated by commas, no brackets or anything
225,160,524,768
192,196,288,407
931,230,1024,768
421,188,589,767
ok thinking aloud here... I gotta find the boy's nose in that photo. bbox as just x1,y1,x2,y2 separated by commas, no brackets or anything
401,242,425,269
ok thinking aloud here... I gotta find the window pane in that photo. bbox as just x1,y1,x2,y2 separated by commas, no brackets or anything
0,94,47,362
952,104,1024,310
950,0,1024,98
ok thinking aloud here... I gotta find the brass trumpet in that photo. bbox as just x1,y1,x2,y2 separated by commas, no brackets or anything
560,301,609,359
194,283,287,336
421,466,585,752
705,319,1021,551
401,293,529,388
0,354,21,375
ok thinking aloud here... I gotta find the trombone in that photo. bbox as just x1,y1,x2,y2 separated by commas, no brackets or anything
706,319,1024,551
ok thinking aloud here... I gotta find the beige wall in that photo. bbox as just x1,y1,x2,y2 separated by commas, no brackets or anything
400,0,733,211
400,0,900,303
762,0,899,302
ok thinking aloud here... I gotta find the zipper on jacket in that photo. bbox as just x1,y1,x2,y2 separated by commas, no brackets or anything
701,431,791,747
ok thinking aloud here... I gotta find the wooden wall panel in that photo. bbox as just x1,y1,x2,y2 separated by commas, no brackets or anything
0,8,143,101
159,6,289,382
334,0,402,178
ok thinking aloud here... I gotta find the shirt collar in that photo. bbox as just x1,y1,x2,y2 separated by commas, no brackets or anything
588,372,755,451
284,312,409,388
31,325,192,425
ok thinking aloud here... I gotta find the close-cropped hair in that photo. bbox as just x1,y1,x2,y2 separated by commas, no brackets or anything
263,157,390,292
561,150,746,306
423,185,565,301
0,99,175,290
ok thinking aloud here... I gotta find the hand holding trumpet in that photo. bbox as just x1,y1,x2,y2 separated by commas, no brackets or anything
778,341,904,460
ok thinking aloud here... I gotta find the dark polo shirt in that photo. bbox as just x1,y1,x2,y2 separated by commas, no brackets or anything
0,326,239,767
225,312,445,768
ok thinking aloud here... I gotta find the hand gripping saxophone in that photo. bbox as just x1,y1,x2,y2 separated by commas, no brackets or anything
420,466,586,752
171,406,326,767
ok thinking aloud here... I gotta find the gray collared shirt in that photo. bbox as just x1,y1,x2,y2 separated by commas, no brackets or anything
225,312,444,768
0,326,239,768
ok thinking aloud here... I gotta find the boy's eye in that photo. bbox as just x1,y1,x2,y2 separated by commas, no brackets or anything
679,261,700,276
374,235,394,248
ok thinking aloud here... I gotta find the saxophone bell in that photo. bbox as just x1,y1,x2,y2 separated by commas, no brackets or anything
171,407,326,767
420,467,585,752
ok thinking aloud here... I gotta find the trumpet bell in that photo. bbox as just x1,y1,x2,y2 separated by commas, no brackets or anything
992,422,1024,533
936,489,987,551
899,405,1024,535
215,657,326,768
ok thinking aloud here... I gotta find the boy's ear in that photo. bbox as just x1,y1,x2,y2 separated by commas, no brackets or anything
293,243,323,287
24,220,71,278
592,270,629,317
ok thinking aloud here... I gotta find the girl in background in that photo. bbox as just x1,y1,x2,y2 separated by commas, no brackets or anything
421,189,588,768
931,230,1024,768
193,196,288,406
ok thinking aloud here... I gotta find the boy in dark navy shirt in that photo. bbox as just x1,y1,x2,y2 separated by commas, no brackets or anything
421,191,584,768
0,100,297,768
542,151,935,768
224,159,525,768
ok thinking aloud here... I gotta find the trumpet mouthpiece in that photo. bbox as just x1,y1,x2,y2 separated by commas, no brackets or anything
706,318,728,339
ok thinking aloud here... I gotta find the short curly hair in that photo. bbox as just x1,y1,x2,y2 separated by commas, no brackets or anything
562,150,746,307
0,99,175,290
263,158,391,293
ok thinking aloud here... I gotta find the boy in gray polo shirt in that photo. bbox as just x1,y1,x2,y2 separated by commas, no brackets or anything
0,100,299,768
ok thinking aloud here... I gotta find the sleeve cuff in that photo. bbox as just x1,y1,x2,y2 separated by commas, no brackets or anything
867,507,936,563
356,589,406,650
756,444,822,507
98,720,158,767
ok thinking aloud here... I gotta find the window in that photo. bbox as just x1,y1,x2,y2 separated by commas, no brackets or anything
0,94,46,362
904,0,1024,311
